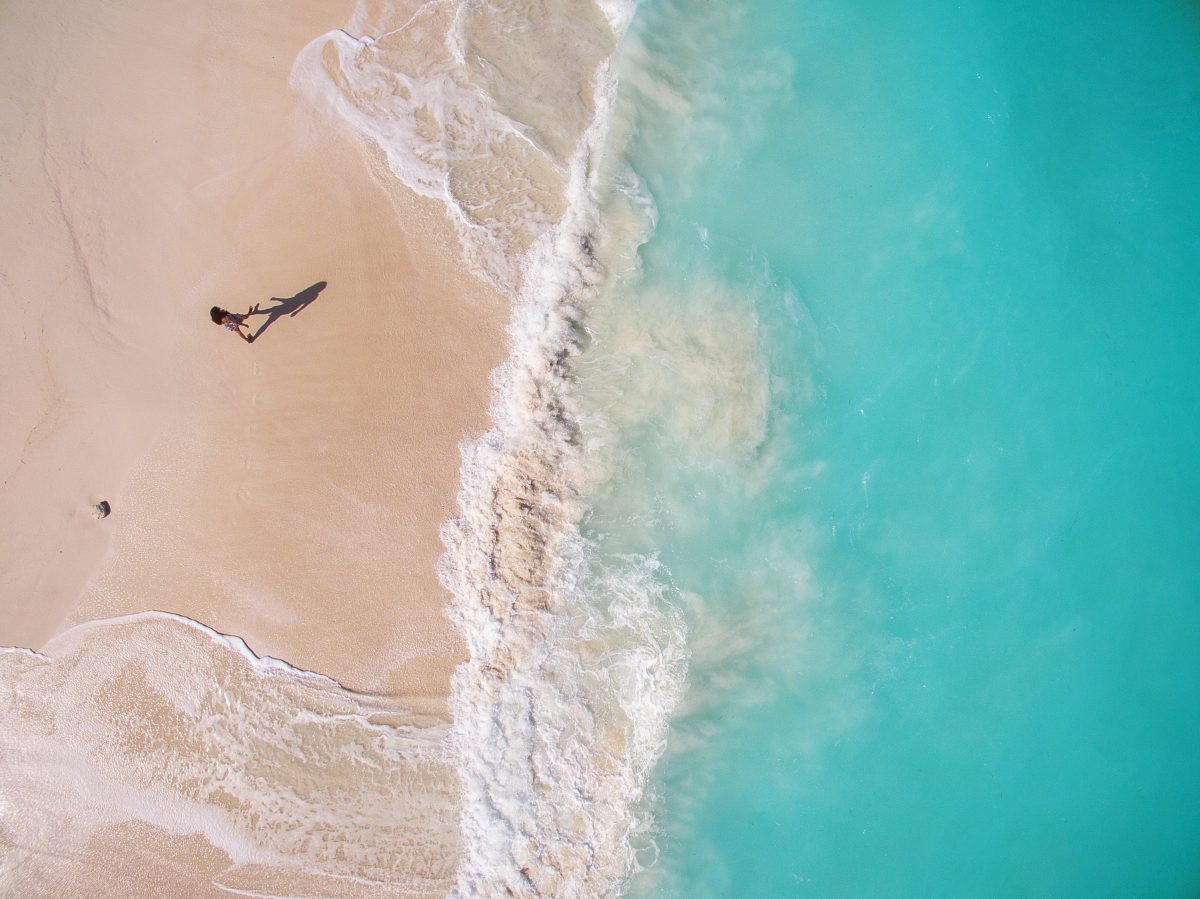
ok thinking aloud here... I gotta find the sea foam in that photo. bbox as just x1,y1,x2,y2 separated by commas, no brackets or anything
0,611,460,895
293,1,689,894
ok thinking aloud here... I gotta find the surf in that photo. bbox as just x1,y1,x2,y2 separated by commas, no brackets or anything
295,1,690,894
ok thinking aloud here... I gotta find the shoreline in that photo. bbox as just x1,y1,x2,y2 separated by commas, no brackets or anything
0,0,680,893
288,2,689,894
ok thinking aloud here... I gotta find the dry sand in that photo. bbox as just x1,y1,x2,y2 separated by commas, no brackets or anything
0,0,504,701
0,0,505,891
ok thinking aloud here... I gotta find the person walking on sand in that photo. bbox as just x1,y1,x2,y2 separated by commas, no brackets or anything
210,306,256,343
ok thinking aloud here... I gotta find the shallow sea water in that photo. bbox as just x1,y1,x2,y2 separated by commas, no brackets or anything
573,0,1200,894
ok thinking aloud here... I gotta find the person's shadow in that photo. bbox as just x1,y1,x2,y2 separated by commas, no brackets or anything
248,281,328,342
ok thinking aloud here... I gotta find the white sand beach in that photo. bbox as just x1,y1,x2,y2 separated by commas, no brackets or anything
0,0,505,892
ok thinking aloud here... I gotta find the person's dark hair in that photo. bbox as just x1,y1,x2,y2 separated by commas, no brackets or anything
210,306,225,324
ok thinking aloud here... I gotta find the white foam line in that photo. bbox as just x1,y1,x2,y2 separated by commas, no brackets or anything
29,609,373,697
213,887,310,898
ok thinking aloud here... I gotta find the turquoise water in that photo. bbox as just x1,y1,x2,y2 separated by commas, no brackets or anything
580,0,1200,894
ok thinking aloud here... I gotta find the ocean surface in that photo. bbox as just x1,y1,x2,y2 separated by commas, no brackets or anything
582,0,1200,894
